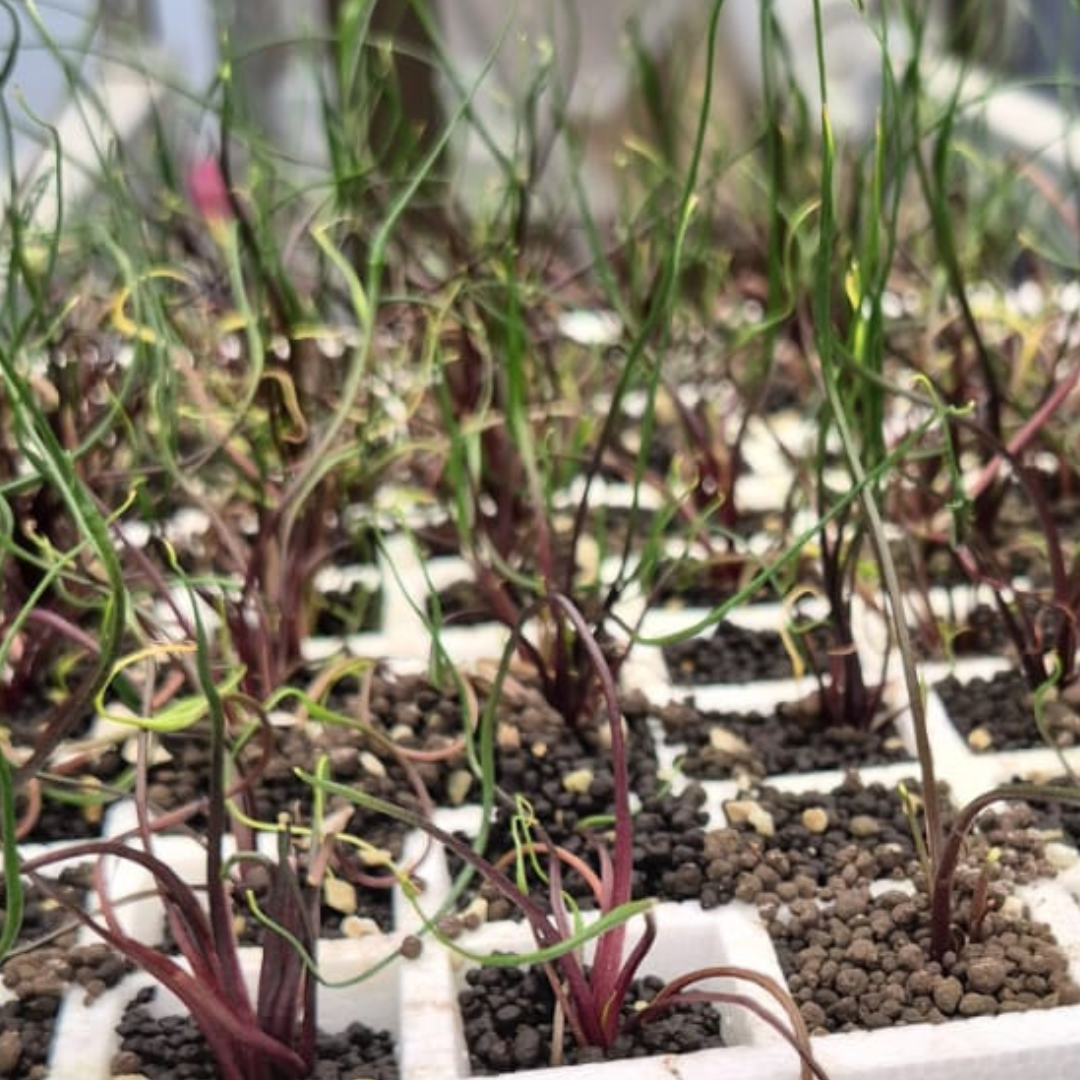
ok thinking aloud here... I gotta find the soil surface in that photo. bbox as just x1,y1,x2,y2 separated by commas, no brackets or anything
144,667,482,935
2,941,129,1080
662,621,797,684
697,774,1080,1033
935,668,1080,752
447,694,717,917
20,750,129,844
658,694,910,778
6,712,128,843
459,964,724,1073
975,787,1080,865
112,986,398,1080
2,869,119,1080
771,885,1080,1033
948,601,1017,656
0,998,53,1080
704,775,1056,904
465,784,714,921
2,865,91,949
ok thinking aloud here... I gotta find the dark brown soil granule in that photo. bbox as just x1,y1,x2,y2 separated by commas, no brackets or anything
0,998,55,1080
934,668,1063,752
112,987,397,1080
468,783,712,921
1,942,131,1080
659,697,910,778
769,886,1080,1034
662,621,797,684
459,963,724,1073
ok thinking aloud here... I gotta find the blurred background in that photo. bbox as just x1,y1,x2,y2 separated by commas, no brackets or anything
5,1,1080,234
0,0,215,175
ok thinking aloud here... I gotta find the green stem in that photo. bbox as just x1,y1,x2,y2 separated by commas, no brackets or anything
0,751,23,960
1,367,127,784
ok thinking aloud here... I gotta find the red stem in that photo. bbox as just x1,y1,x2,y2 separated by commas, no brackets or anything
929,782,1080,960
547,593,635,1044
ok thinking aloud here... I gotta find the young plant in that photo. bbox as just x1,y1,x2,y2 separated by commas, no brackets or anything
427,284,636,724
791,0,918,732
821,197,1080,973
781,0,1080,966
419,1,733,726
111,44,477,700
0,153,141,956
885,376,1080,959
952,363,1080,691
302,593,828,1077
18,634,377,1080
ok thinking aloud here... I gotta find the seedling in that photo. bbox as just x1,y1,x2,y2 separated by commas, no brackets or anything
23,730,319,1080
303,592,828,1076
16,624,416,1080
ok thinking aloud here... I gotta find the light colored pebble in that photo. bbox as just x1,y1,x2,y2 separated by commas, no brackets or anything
324,876,358,915
726,799,775,837
448,769,473,806
497,722,521,751
461,897,489,928
1044,841,1079,870
709,727,752,756
359,846,393,868
869,877,916,899
557,308,623,346
999,896,1026,921
341,915,380,938
359,750,386,778
562,768,594,795
80,776,104,825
